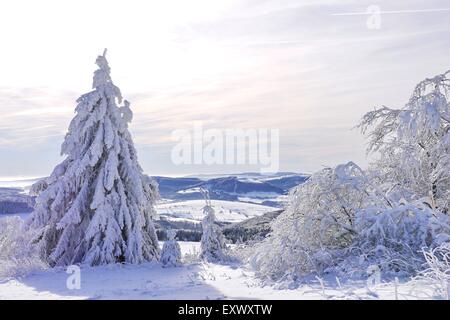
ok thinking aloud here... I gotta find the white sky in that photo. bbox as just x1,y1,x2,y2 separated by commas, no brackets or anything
1,0,450,177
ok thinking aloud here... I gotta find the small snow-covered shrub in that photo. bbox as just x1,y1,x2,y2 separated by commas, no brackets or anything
160,230,182,267
0,217,47,278
182,246,202,264
414,243,450,299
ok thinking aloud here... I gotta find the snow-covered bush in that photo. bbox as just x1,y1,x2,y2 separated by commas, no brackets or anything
27,50,160,266
251,165,449,282
160,230,182,267
342,69,450,278
0,217,47,278
336,201,450,278
251,162,382,281
250,70,450,283
200,192,227,262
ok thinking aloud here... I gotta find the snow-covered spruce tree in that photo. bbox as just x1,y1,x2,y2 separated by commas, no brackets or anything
26,50,160,266
359,70,450,213
200,191,226,262
160,230,182,267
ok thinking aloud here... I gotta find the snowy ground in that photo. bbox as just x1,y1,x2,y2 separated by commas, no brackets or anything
0,240,440,300
0,211,443,300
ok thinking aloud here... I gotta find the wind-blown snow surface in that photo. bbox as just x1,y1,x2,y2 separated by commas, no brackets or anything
0,241,439,300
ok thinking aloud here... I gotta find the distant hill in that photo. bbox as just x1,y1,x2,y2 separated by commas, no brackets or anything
222,210,283,243
154,172,309,207
203,176,283,194
0,187,35,214
152,176,202,198
0,172,309,215
263,175,309,190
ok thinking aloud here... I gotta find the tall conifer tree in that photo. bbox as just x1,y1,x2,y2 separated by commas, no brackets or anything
28,50,160,266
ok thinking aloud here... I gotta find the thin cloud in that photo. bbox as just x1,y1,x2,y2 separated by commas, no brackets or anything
1,0,450,176
331,8,450,16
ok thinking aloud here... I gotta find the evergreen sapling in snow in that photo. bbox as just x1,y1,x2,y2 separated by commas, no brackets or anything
200,190,227,262
160,230,181,267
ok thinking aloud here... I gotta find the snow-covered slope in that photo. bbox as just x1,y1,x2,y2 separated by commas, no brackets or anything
0,187,34,214
1,198,275,224
1,172,309,216
156,199,274,223
154,173,309,207
0,241,439,300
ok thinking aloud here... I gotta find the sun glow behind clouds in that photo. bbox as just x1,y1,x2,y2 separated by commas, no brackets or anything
1,0,450,177
0,0,237,89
